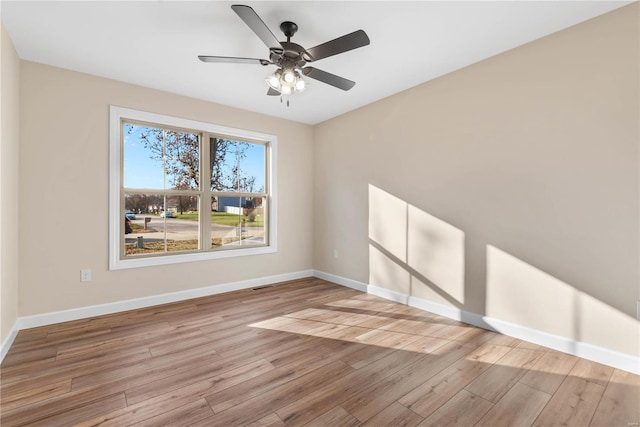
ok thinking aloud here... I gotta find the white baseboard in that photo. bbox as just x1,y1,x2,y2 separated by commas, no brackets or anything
368,285,409,305
407,295,639,375
313,270,368,292
2,270,313,363
1,321,19,361
482,315,640,375
319,272,640,375
408,296,496,332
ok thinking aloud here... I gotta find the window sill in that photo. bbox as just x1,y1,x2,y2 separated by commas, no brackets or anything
109,245,277,270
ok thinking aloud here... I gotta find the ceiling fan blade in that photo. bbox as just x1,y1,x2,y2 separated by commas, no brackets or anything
303,67,355,91
267,87,280,96
198,55,269,65
231,5,282,50
304,30,369,62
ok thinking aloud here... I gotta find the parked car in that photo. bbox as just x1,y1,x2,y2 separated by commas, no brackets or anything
125,210,137,220
125,217,132,234
160,211,174,218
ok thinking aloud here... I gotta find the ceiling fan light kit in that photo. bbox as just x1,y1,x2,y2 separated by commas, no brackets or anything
266,67,306,95
198,4,370,102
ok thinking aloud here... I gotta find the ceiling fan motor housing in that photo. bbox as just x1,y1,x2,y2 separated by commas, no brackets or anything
270,41,307,69
280,21,298,40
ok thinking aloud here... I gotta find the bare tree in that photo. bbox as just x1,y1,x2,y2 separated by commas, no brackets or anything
126,125,254,192
125,193,163,214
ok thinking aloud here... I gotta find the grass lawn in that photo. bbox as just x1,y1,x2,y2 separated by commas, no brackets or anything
131,223,156,233
125,236,255,255
176,212,264,227
126,239,198,255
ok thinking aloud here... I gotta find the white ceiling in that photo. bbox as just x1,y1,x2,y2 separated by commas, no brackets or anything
1,1,630,125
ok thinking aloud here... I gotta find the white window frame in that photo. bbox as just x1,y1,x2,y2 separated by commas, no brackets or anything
109,105,277,270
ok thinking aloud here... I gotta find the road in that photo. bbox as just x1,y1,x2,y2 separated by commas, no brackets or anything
127,216,264,242
132,216,198,234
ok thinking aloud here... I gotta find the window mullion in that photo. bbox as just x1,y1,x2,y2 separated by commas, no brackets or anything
201,133,212,251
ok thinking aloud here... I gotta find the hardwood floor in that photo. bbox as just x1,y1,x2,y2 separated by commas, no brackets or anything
1,278,638,426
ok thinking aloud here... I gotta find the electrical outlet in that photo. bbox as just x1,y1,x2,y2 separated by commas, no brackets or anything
333,249,339,259
80,269,92,282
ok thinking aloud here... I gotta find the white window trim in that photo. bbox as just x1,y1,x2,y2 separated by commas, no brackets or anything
109,105,277,270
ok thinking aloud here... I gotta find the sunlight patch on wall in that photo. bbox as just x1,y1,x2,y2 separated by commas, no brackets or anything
407,205,465,304
579,290,640,357
368,184,465,306
368,184,407,261
486,245,639,356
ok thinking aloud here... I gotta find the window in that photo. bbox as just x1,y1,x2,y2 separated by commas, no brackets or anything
110,106,277,269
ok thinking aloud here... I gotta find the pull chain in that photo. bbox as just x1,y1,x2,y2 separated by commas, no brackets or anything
279,96,290,107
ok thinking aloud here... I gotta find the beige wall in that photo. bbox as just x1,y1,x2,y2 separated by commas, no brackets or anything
314,4,639,356
18,62,314,316
1,23,21,345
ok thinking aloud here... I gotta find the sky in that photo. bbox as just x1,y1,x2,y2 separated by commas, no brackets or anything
123,124,265,192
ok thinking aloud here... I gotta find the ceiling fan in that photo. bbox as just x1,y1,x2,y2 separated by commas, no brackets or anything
198,5,370,98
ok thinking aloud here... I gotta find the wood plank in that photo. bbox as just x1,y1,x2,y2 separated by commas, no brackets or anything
203,360,355,426
215,329,308,360
418,390,493,427
266,335,354,368
397,344,512,418
481,332,525,348
203,339,355,413
338,340,401,370
354,328,424,349
246,413,286,427
71,347,220,391
361,402,423,426
532,375,605,426
147,331,218,357
305,406,360,427
124,355,274,405
519,350,579,394
77,359,276,426
396,335,452,354
476,382,551,426
1,388,127,427
129,398,214,427
275,349,427,426
23,392,127,427
54,322,176,360
285,307,373,327
1,346,152,387
515,340,548,351
315,324,372,341
1,346,58,368
569,358,613,387
9,327,113,354
590,368,640,427
377,318,449,337
425,323,478,341
464,347,544,403
0,379,71,412
342,341,473,422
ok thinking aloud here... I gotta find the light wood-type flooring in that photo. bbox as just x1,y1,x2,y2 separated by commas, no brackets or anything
1,278,638,426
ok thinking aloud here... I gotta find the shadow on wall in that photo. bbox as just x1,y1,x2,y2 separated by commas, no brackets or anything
368,184,639,357
368,184,465,307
